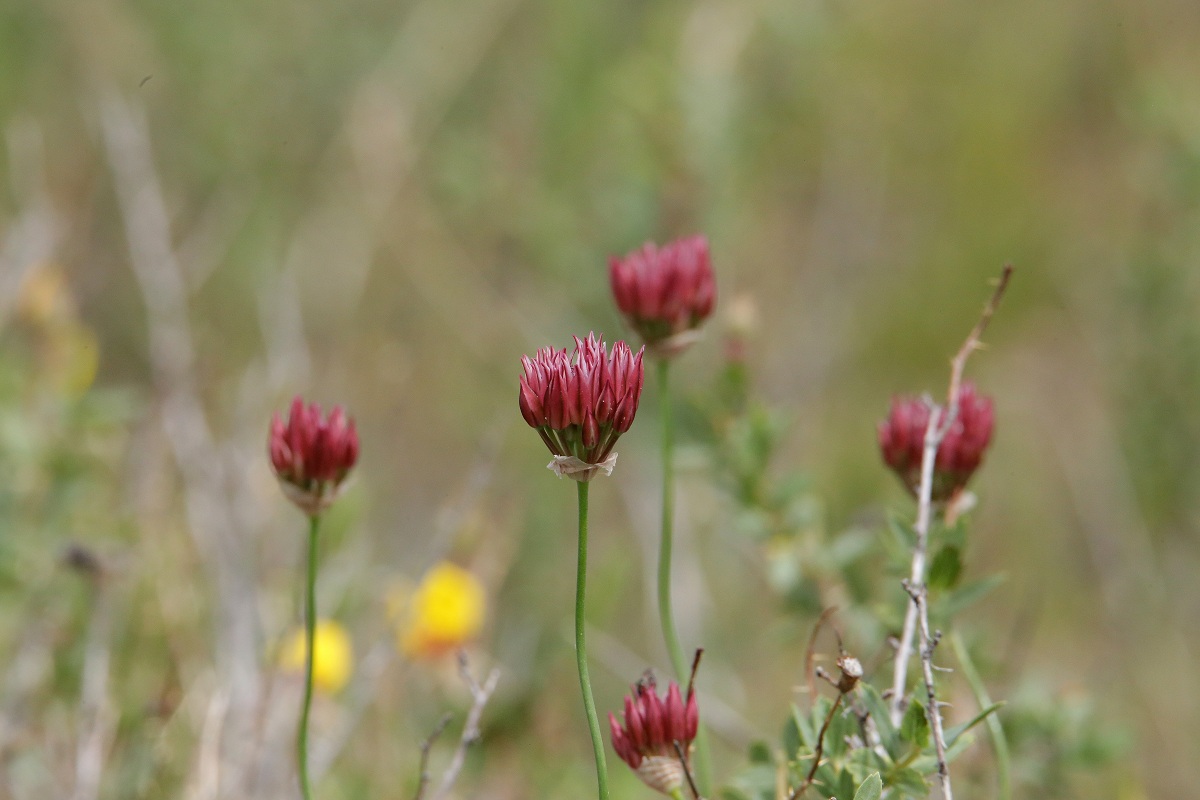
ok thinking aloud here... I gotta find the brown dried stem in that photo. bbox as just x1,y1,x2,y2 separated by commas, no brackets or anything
673,739,703,800
412,713,453,800
428,651,501,800
887,265,1014,800
803,607,840,703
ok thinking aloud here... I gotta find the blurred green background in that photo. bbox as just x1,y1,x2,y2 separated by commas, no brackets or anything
2,0,1198,797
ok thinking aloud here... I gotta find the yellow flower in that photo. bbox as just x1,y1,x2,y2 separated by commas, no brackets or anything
18,264,73,326
392,563,486,659
280,619,354,694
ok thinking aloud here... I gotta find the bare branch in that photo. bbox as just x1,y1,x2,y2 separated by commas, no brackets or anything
803,607,839,703
887,265,1014,800
428,651,500,800
787,693,843,800
946,265,1014,409
413,713,453,800
98,90,262,791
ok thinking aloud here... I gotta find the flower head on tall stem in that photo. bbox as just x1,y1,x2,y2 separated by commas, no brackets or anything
609,235,716,358
519,333,645,481
878,382,995,502
609,673,700,797
269,396,359,515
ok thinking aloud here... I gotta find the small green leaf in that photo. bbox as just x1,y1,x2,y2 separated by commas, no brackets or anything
858,684,899,757
928,545,963,590
899,700,930,749
723,764,777,800
748,739,774,765
853,772,883,800
945,702,1005,748
791,702,814,749
887,766,929,795
938,573,1007,618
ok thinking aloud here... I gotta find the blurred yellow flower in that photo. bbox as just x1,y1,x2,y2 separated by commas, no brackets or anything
18,263,73,326
280,619,354,694
392,563,486,659
16,264,100,396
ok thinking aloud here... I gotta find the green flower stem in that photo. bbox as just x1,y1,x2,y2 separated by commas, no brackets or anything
576,481,610,800
298,513,321,800
656,359,713,794
951,632,1011,800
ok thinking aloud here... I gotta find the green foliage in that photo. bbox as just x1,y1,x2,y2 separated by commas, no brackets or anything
853,772,882,800
927,544,963,590
900,700,931,750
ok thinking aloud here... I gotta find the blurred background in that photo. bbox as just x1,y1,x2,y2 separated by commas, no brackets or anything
1,0,1198,797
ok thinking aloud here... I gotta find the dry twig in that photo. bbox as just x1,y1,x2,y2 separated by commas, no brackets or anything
413,713,454,800
99,90,263,792
427,651,500,800
787,654,862,800
887,265,1014,800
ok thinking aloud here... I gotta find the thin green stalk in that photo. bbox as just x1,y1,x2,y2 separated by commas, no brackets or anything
950,632,1011,800
657,359,713,794
658,360,687,682
298,513,320,800
575,481,610,800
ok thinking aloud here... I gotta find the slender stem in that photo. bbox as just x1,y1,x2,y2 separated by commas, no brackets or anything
787,693,844,800
298,513,321,800
657,359,687,682
575,481,609,800
656,359,713,794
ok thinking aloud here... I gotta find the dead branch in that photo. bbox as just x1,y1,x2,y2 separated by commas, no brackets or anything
428,651,500,800
887,265,1014,800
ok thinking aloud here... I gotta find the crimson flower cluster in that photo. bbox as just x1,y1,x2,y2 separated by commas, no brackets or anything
519,333,644,481
878,382,995,501
269,397,360,515
609,675,699,796
610,235,716,357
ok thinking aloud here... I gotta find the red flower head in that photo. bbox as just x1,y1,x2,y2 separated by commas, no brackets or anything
609,235,717,358
519,333,644,481
609,673,699,796
269,396,360,515
878,383,995,502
